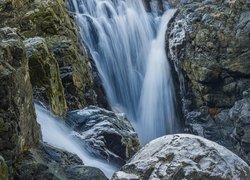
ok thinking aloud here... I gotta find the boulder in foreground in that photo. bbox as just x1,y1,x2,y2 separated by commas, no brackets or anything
113,134,250,180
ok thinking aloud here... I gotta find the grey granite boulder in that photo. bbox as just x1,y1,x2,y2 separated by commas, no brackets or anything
113,134,250,180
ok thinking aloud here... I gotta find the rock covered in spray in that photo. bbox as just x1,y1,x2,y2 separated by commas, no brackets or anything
66,106,140,165
113,134,250,180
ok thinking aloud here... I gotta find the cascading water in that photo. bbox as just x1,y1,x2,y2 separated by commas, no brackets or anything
68,0,177,143
35,103,118,178
139,9,177,143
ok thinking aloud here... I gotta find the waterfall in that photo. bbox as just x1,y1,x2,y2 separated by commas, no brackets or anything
69,0,177,144
139,9,177,143
35,103,118,178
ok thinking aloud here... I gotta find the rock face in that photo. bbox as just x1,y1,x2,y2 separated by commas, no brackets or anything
25,37,67,116
167,0,250,164
0,0,101,113
168,0,250,109
113,134,250,180
0,1,110,178
230,89,250,165
15,142,108,180
0,28,41,170
66,106,140,165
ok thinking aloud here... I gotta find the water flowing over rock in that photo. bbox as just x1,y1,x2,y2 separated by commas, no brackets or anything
113,134,250,180
35,103,118,178
69,0,178,144
15,142,108,180
66,106,140,165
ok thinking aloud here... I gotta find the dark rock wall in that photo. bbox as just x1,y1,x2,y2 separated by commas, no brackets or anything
0,27,41,173
0,0,101,115
0,0,109,178
167,0,250,164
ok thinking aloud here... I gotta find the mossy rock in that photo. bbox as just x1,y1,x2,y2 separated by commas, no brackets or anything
48,36,94,110
0,156,8,180
24,37,67,116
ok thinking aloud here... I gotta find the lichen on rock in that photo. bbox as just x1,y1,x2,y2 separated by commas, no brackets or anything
167,0,250,164
24,37,67,116
0,27,41,171
0,0,97,112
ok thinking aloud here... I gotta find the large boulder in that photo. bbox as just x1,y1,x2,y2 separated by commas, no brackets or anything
113,134,250,180
66,106,140,165
15,142,108,180
0,27,41,170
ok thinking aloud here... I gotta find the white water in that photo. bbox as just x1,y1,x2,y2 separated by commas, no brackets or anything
139,9,177,143
35,103,118,178
69,0,178,144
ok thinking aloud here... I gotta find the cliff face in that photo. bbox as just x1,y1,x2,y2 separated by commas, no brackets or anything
167,0,250,164
0,0,107,178
0,27,41,174
0,0,95,115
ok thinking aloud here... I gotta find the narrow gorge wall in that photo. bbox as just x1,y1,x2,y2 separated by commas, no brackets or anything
0,0,100,116
0,27,41,175
167,0,250,164
0,0,106,177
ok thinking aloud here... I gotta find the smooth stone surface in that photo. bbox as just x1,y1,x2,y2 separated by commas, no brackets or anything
113,134,250,180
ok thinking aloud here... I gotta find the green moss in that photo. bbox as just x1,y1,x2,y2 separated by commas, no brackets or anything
25,37,67,116
0,156,9,180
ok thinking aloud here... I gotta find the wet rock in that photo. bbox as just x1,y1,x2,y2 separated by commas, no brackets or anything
167,0,250,165
0,27,41,170
66,106,140,165
168,0,250,109
186,89,250,163
186,106,234,148
113,134,250,180
24,37,67,116
0,156,8,180
15,142,108,180
48,36,95,110
230,89,250,165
